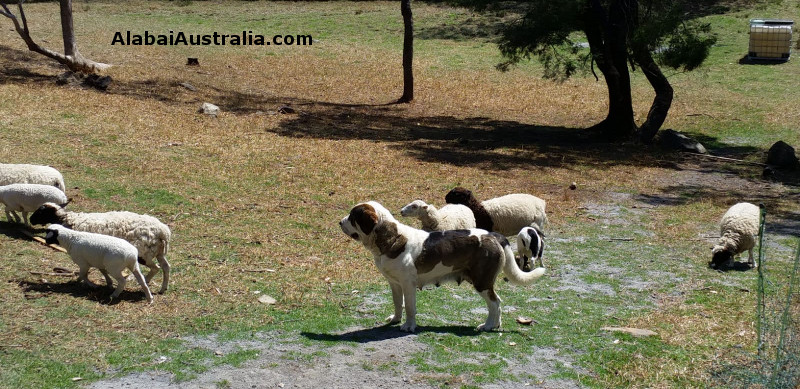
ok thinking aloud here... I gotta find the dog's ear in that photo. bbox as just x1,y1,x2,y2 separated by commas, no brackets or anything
350,204,378,236
375,221,407,259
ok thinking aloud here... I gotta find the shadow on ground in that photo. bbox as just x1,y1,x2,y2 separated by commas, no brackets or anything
17,279,152,305
301,323,496,343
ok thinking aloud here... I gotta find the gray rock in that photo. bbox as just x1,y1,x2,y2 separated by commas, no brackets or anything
766,141,799,168
659,129,707,154
199,102,220,117
179,82,196,91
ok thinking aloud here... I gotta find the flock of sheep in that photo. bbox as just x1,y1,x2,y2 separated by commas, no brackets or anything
400,187,761,273
1,162,761,305
1,163,171,303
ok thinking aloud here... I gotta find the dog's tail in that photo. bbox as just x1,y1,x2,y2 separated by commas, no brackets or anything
495,233,545,286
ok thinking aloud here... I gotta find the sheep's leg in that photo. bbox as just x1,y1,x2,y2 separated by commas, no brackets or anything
748,248,757,268
98,269,114,289
109,269,127,302
156,254,170,294
5,209,21,223
130,263,154,303
21,211,29,226
78,265,101,289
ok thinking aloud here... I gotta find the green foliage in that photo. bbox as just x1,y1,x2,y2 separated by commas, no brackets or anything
481,0,723,78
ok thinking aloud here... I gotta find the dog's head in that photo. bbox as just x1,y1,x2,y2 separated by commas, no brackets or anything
340,201,395,241
340,202,407,257
709,246,733,270
445,187,474,205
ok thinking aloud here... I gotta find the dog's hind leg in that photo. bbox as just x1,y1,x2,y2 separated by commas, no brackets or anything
476,288,501,331
386,282,403,324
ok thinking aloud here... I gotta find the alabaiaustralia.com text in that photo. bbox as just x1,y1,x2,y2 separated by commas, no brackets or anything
111,30,313,46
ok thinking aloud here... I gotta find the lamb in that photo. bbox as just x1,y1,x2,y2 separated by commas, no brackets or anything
45,224,153,303
0,184,68,225
0,163,66,192
399,200,476,231
30,203,172,294
517,225,545,272
445,187,548,237
710,202,761,270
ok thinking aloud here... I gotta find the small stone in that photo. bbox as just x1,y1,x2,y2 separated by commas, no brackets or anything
569,182,577,190
199,102,220,117
277,106,296,114
258,294,277,305
179,82,197,91
659,129,707,154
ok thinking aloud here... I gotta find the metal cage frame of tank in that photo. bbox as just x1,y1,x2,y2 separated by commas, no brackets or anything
748,19,794,61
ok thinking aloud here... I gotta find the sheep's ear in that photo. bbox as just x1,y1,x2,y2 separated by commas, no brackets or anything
61,198,72,208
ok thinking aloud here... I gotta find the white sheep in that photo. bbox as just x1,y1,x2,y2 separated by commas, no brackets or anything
31,203,172,294
399,200,476,231
445,187,548,236
0,184,68,225
710,202,761,270
516,225,545,271
0,163,66,192
45,224,154,303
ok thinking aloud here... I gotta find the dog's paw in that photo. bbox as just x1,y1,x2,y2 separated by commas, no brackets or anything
476,322,499,332
386,314,401,324
399,322,417,333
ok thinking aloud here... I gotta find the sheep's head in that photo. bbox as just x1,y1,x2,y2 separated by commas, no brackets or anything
709,246,734,270
44,224,65,245
445,187,475,205
30,202,65,226
400,200,428,217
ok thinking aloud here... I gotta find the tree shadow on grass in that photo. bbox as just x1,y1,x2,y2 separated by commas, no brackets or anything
301,323,506,343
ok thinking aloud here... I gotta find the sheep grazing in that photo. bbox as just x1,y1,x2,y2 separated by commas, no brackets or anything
710,202,761,270
445,187,548,236
45,224,154,303
30,203,172,294
517,225,545,272
0,163,66,193
0,184,68,225
399,200,476,231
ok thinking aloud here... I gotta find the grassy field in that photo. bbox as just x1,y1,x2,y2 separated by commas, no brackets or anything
1,1,799,388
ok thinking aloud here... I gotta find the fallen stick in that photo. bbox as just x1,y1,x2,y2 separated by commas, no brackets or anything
684,152,767,166
29,271,77,277
21,229,67,253
240,268,276,273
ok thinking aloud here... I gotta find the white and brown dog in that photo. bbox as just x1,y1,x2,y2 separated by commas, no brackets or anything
340,201,545,332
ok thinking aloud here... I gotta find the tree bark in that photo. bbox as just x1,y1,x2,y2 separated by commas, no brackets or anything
583,0,636,140
397,0,414,103
0,0,110,74
634,49,673,143
59,0,76,56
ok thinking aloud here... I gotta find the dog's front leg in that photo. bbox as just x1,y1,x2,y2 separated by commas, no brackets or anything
399,282,417,332
386,282,403,324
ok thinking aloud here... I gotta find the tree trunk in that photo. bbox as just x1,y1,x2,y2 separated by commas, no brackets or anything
583,0,637,140
397,0,414,103
59,0,77,57
634,49,673,143
0,1,110,74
